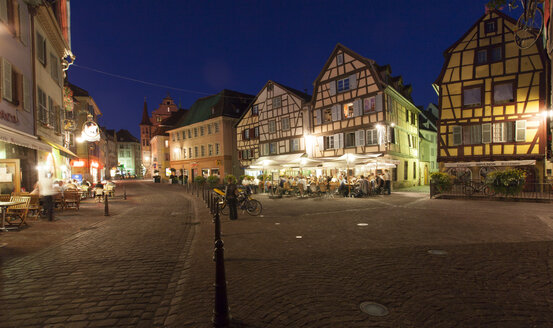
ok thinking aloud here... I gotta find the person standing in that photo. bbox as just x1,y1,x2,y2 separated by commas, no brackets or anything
225,176,239,220
38,171,56,221
384,169,391,195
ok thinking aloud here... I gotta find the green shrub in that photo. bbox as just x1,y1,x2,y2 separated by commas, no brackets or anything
194,176,206,185
257,174,264,180
224,174,237,184
485,169,526,196
430,172,453,192
206,175,220,188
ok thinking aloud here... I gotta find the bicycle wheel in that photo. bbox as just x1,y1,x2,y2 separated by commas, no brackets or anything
462,183,475,196
515,6,543,49
245,199,262,216
219,200,228,215
483,185,496,197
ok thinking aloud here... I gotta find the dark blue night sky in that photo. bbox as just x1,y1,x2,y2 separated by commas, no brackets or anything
67,0,497,138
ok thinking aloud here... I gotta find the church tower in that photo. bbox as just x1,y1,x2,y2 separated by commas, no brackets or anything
139,98,152,177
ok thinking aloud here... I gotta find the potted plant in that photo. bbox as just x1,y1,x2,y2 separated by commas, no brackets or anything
153,170,161,183
206,175,220,188
486,169,526,196
194,175,206,185
430,172,453,193
224,174,237,185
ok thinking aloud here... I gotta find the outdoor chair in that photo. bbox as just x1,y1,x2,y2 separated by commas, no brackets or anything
6,196,30,228
63,191,80,210
0,194,11,202
53,193,64,211
28,194,41,220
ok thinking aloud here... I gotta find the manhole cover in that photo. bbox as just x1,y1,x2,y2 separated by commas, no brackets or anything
427,249,448,255
360,301,389,316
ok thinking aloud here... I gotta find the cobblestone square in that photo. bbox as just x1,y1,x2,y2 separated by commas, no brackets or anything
2,181,553,327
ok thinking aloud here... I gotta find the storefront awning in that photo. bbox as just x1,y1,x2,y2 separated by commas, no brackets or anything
0,127,52,152
39,137,78,158
251,153,307,168
444,160,536,168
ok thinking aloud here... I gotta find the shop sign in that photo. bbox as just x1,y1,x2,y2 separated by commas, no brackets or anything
71,174,83,183
0,110,18,124
71,160,85,167
90,161,99,168
81,121,100,142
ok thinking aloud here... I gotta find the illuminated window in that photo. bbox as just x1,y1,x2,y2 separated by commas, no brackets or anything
323,108,332,123
343,103,354,118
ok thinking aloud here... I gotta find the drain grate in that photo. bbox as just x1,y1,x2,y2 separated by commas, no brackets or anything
360,301,389,316
427,249,448,255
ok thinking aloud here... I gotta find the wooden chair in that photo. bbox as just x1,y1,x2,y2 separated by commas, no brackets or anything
0,194,11,202
63,191,80,210
6,196,30,228
53,193,64,211
28,194,41,220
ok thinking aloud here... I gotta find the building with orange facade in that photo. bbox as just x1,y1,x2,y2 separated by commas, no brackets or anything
168,89,253,182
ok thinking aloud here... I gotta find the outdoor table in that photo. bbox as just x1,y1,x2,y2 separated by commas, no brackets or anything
0,201,26,232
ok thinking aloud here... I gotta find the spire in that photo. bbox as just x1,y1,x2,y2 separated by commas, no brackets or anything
140,97,151,125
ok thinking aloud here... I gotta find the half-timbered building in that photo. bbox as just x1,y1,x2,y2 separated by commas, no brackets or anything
235,81,311,172
434,10,549,184
310,44,421,188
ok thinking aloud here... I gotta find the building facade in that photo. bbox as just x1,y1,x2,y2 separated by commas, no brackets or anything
236,81,311,174
116,129,140,177
418,104,438,185
310,44,421,188
168,89,253,182
140,95,182,177
33,0,75,181
434,10,548,184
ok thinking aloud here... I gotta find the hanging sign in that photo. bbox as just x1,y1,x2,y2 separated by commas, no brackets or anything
81,121,100,142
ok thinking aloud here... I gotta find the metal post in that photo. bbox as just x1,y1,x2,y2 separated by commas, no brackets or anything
212,204,229,327
104,193,109,216
123,185,127,200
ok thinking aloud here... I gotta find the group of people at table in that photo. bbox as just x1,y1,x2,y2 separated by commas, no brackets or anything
241,169,392,197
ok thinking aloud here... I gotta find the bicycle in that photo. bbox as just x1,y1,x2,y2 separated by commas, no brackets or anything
509,0,544,49
218,188,263,216
462,181,496,196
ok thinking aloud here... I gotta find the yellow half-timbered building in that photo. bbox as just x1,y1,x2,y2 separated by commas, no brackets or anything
310,44,421,188
236,81,311,171
435,10,549,184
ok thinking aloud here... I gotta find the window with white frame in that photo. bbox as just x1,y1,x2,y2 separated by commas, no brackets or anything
482,123,492,143
337,77,350,92
493,122,505,142
281,117,290,131
366,129,379,145
268,120,276,133
261,143,269,156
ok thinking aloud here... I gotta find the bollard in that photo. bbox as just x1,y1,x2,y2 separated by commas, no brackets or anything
123,185,127,200
104,193,109,216
212,207,230,327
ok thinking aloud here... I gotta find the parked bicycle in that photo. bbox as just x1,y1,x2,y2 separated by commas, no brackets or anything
215,187,263,216
462,180,496,196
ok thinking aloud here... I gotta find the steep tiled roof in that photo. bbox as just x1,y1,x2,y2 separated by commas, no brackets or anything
176,89,254,127
116,129,139,143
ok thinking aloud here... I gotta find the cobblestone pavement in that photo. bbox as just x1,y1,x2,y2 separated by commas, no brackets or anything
0,181,195,328
175,191,553,328
3,183,553,327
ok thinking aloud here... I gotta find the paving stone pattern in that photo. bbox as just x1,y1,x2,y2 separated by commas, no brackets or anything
0,182,194,328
